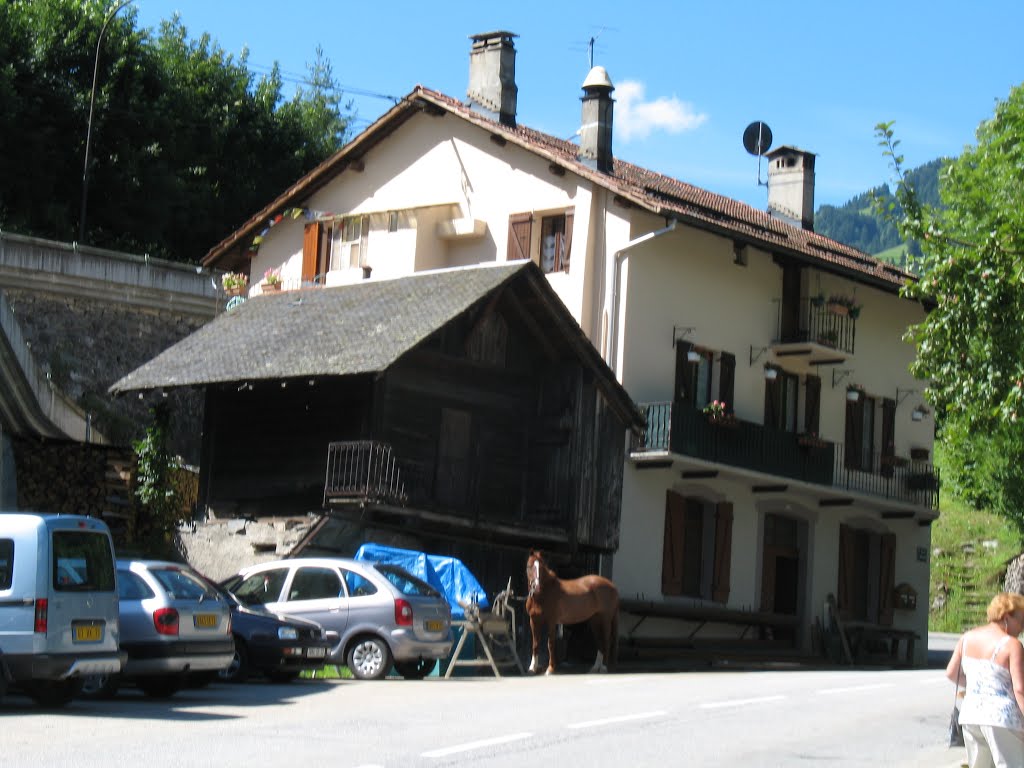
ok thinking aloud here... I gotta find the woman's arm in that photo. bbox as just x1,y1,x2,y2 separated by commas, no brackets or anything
946,636,965,686
1007,639,1024,715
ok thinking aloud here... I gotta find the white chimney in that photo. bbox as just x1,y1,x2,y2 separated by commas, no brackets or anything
766,146,816,231
467,31,518,127
579,66,614,173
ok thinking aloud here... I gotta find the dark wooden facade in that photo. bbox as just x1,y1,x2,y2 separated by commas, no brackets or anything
196,281,634,594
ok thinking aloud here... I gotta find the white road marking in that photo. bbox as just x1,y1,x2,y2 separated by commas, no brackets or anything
566,711,667,729
699,694,786,709
422,732,533,758
817,682,896,695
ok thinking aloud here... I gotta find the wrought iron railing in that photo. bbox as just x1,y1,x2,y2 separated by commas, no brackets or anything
632,402,938,510
323,441,408,506
776,299,857,354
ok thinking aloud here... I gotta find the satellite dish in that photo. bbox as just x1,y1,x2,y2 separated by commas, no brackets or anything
742,121,773,156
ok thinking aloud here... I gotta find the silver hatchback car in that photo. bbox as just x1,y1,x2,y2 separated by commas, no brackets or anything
225,558,453,680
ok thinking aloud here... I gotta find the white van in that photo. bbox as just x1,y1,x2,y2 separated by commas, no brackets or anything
0,512,123,706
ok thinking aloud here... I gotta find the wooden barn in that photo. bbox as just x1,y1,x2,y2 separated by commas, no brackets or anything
110,262,642,593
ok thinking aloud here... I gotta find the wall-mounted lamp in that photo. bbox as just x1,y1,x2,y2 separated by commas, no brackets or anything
672,325,695,348
749,345,770,366
764,365,778,381
832,369,853,389
846,387,862,402
911,405,931,422
687,349,702,363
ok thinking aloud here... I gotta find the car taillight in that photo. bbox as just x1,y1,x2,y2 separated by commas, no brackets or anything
153,607,180,636
394,598,413,627
34,598,48,634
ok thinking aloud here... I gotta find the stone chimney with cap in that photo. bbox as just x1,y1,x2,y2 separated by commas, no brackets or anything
578,66,615,173
466,31,518,127
766,145,816,231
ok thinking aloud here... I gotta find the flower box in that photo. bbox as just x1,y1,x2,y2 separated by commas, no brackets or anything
910,447,930,461
706,414,739,429
827,301,848,317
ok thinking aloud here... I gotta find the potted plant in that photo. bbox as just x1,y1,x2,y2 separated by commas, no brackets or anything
702,400,737,428
809,292,825,308
222,271,248,296
827,294,862,318
263,267,282,292
817,329,838,347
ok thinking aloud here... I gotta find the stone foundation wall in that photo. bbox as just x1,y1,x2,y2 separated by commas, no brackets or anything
176,517,320,582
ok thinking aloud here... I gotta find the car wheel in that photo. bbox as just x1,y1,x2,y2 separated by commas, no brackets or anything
218,637,250,684
137,675,183,699
346,635,392,680
394,658,437,680
266,670,300,684
80,673,121,699
25,679,81,708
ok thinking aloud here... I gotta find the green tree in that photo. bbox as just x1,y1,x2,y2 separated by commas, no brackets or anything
876,83,1024,527
0,0,353,261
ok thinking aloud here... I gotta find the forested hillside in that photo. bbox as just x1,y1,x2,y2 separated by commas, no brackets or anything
814,159,945,266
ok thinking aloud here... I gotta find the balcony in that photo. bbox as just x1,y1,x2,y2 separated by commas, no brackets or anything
631,402,938,511
323,441,408,507
772,299,857,365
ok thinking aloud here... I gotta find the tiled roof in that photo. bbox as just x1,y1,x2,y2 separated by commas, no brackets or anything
203,86,912,291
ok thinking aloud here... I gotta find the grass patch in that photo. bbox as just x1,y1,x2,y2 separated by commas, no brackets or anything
300,665,353,680
929,474,1021,632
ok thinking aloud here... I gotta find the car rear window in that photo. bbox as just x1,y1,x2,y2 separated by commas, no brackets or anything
52,530,115,592
149,567,219,601
118,569,155,600
0,539,12,590
373,564,440,598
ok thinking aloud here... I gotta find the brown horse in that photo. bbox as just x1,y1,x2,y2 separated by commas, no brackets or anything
525,550,619,675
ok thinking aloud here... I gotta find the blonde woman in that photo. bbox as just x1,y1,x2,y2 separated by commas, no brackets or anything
946,592,1024,767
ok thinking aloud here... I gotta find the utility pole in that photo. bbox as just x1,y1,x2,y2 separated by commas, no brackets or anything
79,0,138,244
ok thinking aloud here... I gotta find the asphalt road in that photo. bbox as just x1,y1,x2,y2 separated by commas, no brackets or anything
1,642,969,768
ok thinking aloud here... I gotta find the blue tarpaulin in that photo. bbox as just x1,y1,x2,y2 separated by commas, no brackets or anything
354,543,489,620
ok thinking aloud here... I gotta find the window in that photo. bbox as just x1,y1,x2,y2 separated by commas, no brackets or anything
288,567,343,601
342,570,377,598
117,569,155,601
673,343,735,413
0,539,12,590
149,567,218,600
837,524,896,625
374,564,441,597
661,491,733,602
234,568,289,606
52,531,115,592
845,394,877,471
506,209,574,273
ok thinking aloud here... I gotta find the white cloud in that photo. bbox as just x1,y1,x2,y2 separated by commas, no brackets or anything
614,80,708,142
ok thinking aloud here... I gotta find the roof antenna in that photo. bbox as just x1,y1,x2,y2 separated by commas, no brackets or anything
588,27,607,69
742,121,773,188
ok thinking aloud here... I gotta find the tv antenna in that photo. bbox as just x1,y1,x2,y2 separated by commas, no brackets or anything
742,120,773,187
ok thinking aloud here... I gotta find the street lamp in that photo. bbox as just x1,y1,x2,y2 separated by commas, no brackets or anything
79,0,138,244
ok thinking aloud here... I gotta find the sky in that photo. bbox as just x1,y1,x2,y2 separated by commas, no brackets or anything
133,0,1024,212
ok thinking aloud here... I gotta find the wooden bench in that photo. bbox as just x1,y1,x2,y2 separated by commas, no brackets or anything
620,598,799,643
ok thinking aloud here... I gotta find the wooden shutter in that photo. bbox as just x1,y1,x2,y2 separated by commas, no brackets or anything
302,222,321,283
804,374,821,434
878,533,897,626
880,398,896,477
507,213,533,261
661,491,685,595
837,524,854,620
764,371,781,429
711,501,734,603
561,209,574,273
844,399,863,470
718,352,736,414
674,341,694,407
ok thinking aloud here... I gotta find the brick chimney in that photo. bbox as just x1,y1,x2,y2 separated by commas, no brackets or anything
467,31,518,127
578,66,615,173
766,146,816,231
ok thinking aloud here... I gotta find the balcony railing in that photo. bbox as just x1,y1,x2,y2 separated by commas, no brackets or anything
776,300,857,354
323,441,408,506
632,402,938,510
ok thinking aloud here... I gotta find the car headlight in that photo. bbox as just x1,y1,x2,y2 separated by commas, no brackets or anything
277,627,298,640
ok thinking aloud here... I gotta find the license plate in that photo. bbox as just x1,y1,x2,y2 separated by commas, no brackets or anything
306,647,326,659
73,623,103,643
425,619,444,632
193,613,218,628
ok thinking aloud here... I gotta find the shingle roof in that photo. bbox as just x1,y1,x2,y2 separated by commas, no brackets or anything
203,87,913,292
109,262,644,429
110,264,526,393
